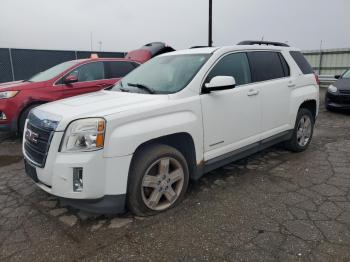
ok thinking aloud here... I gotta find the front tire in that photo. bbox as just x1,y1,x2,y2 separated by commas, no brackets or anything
285,108,314,152
127,144,189,216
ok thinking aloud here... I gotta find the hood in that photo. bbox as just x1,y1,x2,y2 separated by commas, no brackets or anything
334,78,350,91
36,90,169,131
0,80,45,91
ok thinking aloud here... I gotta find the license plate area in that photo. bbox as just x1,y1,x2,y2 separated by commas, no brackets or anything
24,159,39,183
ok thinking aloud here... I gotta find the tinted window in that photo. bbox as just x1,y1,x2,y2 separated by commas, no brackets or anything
289,51,313,74
206,53,251,86
279,53,290,77
105,61,138,78
67,62,105,82
247,52,286,82
29,60,80,82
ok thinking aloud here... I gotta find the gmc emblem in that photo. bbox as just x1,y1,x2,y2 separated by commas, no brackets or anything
25,129,39,143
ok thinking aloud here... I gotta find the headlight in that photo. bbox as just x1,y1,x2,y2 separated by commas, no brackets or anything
328,85,338,93
0,91,19,99
60,118,106,152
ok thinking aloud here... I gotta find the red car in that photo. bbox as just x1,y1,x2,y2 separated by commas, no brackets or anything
0,42,175,134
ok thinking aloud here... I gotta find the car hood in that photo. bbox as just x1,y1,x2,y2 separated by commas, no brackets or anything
0,80,45,91
334,79,350,91
35,91,169,131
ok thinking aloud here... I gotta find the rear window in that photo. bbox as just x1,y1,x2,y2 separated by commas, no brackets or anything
247,51,287,82
289,51,313,74
105,61,139,78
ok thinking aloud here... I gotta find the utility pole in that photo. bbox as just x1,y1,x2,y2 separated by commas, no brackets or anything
90,32,93,51
208,0,213,47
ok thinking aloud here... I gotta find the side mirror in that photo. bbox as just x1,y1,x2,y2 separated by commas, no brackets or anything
334,75,341,79
203,76,236,93
64,75,78,84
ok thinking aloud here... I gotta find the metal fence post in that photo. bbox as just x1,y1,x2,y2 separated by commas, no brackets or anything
8,48,15,81
74,51,78,60
318,51,323,75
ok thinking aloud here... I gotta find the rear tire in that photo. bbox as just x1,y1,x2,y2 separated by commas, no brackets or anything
127,144,189,216
285,108,314,152
18,105,39,135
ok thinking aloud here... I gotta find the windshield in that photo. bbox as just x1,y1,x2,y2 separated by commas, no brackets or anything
28,60,80,82
111,54,210,94
342,69,350,79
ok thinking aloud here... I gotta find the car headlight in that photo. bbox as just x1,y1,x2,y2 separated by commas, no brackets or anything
328,85,338,93
60,118,106,152
0,91,19,100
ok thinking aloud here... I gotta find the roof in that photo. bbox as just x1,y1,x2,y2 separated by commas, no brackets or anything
161,44,300,57
73,57,137,64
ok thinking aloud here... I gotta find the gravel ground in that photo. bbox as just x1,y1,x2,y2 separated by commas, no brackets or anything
1,88,350,261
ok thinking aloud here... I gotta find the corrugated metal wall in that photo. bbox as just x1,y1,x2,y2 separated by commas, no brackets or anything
303,48,350,75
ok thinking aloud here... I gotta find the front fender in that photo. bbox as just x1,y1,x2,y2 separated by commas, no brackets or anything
103,110,203,161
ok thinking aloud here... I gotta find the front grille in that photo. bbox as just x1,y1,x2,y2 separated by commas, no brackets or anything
339,90,350,95
24,121,53,167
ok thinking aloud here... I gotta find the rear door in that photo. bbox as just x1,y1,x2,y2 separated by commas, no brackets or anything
58,61,108,99
247,51,292,139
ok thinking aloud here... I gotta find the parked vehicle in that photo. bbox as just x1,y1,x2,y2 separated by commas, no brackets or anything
23,41,319,216
325,68,350,110
0,57,141,134
0,42,175,134
125,42,175,63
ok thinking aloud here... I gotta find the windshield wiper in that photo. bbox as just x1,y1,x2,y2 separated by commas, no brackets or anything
127,83,155,94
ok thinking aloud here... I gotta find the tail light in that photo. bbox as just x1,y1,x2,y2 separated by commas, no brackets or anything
314,73,320,85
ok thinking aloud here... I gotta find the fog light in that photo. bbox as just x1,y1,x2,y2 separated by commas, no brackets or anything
73,167,83,192
0,111,6,120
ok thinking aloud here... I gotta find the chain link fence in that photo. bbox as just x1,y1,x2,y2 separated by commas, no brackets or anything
0,48,125,83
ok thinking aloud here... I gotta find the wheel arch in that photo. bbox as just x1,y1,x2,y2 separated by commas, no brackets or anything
131,132,199,180
298,99,317,120
17,101,47,132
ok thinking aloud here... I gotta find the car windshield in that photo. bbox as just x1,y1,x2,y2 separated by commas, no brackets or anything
111,54,210,94
342,69,350,79
28,60,80,82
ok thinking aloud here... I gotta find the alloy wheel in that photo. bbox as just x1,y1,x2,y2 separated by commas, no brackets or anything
296,115,312,147
141,157,185,211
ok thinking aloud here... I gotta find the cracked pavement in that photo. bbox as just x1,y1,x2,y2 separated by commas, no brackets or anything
1,88,350,261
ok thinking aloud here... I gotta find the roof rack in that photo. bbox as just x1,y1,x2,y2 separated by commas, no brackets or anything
237,40,289,47
190,46,212,49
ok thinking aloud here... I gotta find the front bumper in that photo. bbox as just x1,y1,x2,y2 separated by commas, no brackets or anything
60,195,126,214
23,130,133,214
0,123,12,132
325,92,350,109
0,119,17,132
0,101,18,133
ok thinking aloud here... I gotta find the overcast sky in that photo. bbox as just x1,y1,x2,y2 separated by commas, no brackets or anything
0,0,349,52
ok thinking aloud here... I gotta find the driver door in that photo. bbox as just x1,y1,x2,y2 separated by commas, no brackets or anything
200,52,262,161
59,61,109,99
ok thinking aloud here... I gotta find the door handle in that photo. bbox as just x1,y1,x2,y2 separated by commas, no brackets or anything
247,89,259,96
288,82,296,88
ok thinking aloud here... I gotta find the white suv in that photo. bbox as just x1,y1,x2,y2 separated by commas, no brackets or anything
23,41,319,216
